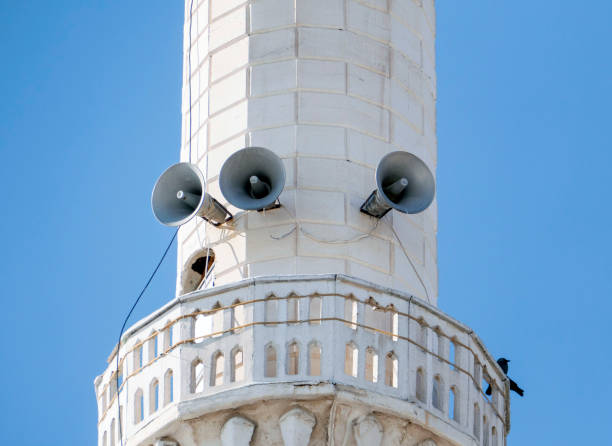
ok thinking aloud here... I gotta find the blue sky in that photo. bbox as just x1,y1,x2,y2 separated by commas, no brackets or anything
0,1,610,444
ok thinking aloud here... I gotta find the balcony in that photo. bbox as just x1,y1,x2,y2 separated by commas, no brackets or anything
95,274,509,446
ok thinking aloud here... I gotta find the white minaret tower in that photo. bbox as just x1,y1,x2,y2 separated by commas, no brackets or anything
95,2,511,446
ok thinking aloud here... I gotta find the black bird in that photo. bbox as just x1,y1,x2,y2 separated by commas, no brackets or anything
485,358,524,397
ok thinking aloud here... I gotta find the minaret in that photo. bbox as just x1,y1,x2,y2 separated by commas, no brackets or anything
95,2,510,446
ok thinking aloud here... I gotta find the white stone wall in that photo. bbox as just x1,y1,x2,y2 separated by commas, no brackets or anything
95,275,509,446
177,0,438,304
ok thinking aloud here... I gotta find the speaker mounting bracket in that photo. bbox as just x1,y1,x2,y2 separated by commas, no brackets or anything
256,199,282,213
360,190,392,219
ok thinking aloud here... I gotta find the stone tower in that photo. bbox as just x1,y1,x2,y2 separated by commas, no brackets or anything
95,2,510,446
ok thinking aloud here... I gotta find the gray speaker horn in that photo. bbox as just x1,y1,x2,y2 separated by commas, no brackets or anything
219,147,286,211
360,151,435,218
151,163,232,227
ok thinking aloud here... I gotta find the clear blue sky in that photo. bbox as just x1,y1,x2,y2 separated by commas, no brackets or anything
0,1,610,444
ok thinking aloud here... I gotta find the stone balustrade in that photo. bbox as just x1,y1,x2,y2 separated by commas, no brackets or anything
95,274,509,446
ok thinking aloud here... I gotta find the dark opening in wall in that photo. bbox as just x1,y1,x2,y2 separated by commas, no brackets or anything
181,248,216,294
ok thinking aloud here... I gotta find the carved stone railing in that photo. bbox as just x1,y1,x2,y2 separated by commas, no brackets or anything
95,274,509,446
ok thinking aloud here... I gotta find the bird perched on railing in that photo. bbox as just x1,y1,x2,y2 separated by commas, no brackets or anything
486,357,524,397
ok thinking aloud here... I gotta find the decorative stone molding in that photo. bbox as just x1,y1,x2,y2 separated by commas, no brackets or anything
353,415,383,446
279,407,316,446
417,440,437,446
220,416,255,446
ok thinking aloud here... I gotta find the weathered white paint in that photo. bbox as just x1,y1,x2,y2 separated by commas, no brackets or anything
221,416,255,446
177,0,439,304
279,407,316,446
354,415,383,446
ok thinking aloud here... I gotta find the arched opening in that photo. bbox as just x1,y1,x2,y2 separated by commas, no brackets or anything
309,295,321,325
492,426,498,446
473,403,481,439
110,419,115,446
265,344,277,377
449,339,456,370
483,416,490,446
449,387,459,422
418,320,427,351
194,309,211,343
191,359,205,393
102,431,107,446
287,342,300,375
133,388,143,424
211,302,223,338
149,379,159,414
365,347,378,383
118,406,123,442
181,248,215,293
133,342,143,370
386,305,398,341
109,374,117,401
474,356,481,385
344,343,358,377
432,375,443,411
287,294,299,323
231,299,245,332
431,328,439,357
265,296,278,325
416,368,426,402
147,331,159,361
163,322,173,353
364,297,385,333
164,369,173,406
308,342,321,376
344,297,357,329
231,348,244,382
385,352,398,388
211,352,224,386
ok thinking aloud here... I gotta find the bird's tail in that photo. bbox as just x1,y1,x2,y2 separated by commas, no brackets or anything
510,378,524,397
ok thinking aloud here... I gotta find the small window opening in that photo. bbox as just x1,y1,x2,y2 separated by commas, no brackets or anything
134,389,143,423
231,299,245,332
308,342,321,376
432,375,442,411
450,387,459,422
265,297,278,325
265,345,277,377
385,352,398,388
345,343,358,377
344,298,358,329
211,352,224,386
149,379,159,414
365,347,378,383
191,360,205,393
110,419,115,446
164,369,173,406
309,296,322,325
231,348,244,382
287,295,299,323
416,368,426,402
287,342,300,375
473,404,481,439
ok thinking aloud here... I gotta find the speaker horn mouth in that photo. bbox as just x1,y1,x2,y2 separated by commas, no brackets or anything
220,147,286,211
361,151,435,218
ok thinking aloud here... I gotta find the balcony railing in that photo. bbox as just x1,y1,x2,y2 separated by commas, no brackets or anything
95,274,509,446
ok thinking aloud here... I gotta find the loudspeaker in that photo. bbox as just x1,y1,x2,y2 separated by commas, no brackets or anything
360,151,435,218
219,147,286,211
151,163,232,226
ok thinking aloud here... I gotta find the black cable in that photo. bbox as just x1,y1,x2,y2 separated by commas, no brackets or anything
116,228,178,446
